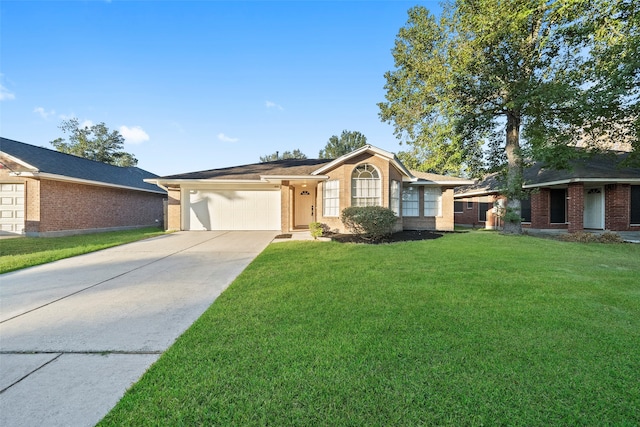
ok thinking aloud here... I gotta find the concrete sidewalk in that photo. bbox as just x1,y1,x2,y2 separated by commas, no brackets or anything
0,231,277,427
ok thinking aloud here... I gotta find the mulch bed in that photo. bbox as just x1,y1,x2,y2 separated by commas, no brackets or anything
327,229,444,244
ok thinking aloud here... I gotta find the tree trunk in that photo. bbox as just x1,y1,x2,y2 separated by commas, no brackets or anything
503,112,523,235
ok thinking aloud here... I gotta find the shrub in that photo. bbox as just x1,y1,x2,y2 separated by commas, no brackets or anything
340,206,397,241
309,222,324,240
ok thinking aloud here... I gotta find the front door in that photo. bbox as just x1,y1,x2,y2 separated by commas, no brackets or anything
584,188,604,229
294,187,314,228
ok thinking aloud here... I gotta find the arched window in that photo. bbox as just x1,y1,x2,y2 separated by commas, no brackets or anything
351,164,381,206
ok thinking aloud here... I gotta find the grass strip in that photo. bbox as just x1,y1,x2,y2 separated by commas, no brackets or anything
0,227,166,274
100,232,640,426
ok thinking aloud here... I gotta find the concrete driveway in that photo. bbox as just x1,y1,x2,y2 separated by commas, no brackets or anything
0,230,277,427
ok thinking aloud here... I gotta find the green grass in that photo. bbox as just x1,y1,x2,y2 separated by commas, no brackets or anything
100,232,640,426
0,227,166,273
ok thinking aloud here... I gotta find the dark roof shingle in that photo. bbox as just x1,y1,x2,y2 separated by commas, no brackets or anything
0,137,163,193
456,152,640,196
160,158,333,180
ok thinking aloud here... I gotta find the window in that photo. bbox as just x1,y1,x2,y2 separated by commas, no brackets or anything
550,189,567,223
402,186,419,217
521,197,532,223
390,180,400,215
454,201,463,213
631,186,640,225
467,200,473,209
424,188,442,217
351,164,381,207
323,180,340,217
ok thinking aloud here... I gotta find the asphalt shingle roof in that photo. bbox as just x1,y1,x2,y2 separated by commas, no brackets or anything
456,152,640,196
160,158,333,180
0,137,164,193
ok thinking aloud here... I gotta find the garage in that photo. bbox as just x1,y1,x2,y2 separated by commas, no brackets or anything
0,183,25,235
184,187,281,231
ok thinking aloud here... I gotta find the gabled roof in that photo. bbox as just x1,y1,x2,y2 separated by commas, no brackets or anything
311,144,414,179
158,158,332,181
410,170,474,186
149,144,473,187
455,152,640,197
0,137,164,194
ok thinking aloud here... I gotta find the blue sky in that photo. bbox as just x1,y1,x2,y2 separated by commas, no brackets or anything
1,1,440,176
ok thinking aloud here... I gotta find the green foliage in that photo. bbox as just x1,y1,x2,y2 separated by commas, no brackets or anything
318,130,367,159
100,233,640,425
259,149,307,162
50,118,138,167
0,227,165,273
340,206,397,241
379,1,639,232
309,222,324,240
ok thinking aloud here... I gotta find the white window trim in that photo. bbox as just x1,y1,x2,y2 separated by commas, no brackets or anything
323,179,340,217
424,187,442,217
391,180,400,216
351,164,382,207
402,186,419,217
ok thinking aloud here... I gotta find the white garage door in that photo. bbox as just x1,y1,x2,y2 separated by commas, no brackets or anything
186,188,281,231
0,183,25,235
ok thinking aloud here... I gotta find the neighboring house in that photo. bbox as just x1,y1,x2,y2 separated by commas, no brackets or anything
0,137,166,236
146,145,473,233
455,152,640,232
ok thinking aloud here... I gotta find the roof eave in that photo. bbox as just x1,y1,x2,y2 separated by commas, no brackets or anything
311,145,415,179
0,152,39,171
145,178,267,186
523,177,640,188
260,175,329,183
411,179,475,186
19,172,166,194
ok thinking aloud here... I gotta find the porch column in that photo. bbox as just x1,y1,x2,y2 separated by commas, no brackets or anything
166,188,181,231
567,183,584,233
280,181,291,233
530,190,548,228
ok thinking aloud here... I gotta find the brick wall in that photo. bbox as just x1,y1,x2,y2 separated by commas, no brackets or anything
454,197,481,227
34,179,164,234
567,183,584,232
604,184,640,231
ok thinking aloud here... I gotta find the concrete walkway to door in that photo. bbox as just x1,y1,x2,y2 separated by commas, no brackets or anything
0,231,277,427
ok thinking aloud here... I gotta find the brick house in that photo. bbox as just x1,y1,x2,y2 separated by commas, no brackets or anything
455,152,640,232
0,137,166,236
146,145,473,233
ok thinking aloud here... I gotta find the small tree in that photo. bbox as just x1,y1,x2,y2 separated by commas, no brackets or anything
319,130,367,159
259,149,307,163
341,206,397,241
50,118,138,167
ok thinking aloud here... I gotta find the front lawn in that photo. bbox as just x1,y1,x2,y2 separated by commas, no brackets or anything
0,227,166,274
100,232,640,426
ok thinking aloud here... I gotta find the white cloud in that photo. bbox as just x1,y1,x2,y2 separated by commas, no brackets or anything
0,84,15,101
265,100,284,110
120,125,150,144
80,119,94,129
217,133,239,143
34,107,56,120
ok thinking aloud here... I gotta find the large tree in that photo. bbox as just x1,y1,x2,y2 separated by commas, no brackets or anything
51,118,138,167
318,130,367,159
259,149,307,163
379,0,639,234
